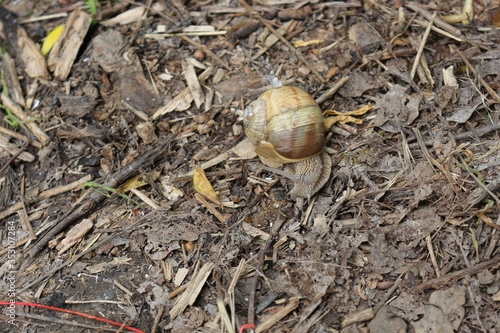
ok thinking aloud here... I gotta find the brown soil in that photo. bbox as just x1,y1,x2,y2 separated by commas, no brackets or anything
1,0,499,332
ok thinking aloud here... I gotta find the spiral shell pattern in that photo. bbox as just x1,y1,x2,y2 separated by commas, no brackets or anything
243,86,325,162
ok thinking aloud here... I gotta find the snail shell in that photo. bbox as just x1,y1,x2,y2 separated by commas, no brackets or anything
243,86,331,200
243,86,325,163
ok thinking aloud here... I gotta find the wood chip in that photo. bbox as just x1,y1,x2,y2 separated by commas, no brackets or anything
47,9,91,80
102,3,166,26
341,308,375,328
170,262,215,319
0,7,49,79
0,135,35,162
1,53,25,106
255,299,300,333
241,222,270,240
182,60,205,108
174,267,190,287
56,218,94,255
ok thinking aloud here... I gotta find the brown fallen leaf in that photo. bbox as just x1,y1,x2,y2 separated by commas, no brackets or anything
324,104,372,129
115,170,161,194
193,167,221,206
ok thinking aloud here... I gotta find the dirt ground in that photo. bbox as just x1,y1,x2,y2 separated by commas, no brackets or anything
0,0,499,332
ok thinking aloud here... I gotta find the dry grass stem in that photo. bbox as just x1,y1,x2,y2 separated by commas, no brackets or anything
255,299,300,333
426,234,442,277
453,47,500,104
410,11,436,79
170,262,215,318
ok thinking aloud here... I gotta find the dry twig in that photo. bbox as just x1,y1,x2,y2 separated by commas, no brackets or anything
453,46,500,104
26,136,173,257
180,35,231,71
406,3,462,37
410,12,436,79
414,255,500,291
239,0,326,84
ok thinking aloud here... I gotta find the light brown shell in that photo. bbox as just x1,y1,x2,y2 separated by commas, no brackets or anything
243,86,325,164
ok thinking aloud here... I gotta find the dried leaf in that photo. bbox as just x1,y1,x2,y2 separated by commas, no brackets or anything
193,167,221,205
325,104,373,116
371,84,421,132
115,170,161,194
324,104,372,129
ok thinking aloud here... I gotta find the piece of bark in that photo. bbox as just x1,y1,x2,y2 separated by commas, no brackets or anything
102,6,148,26
228,19,261,39
277,6,312,21
169,262,215,319
1,53,25,106
102,3,166,26
93,30,161,115
55,218,93,254
57,124,106,140
0,7,49,79
92,30,129,72
136,122,158,144
0,134,35,162
58,95,97,117
47,9,91,80
0,126,43,149
182,60,204,108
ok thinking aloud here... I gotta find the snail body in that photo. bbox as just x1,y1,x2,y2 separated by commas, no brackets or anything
243,86,332,200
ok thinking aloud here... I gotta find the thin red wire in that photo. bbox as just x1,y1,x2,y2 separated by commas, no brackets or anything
239,323,256,333
0,301,145,333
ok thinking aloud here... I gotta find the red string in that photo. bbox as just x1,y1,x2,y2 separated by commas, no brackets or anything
0,301,145,333
239,323,256,333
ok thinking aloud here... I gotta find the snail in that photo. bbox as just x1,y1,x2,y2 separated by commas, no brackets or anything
243,86,332,200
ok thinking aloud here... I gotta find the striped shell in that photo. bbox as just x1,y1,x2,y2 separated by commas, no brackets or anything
243,86,325,164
